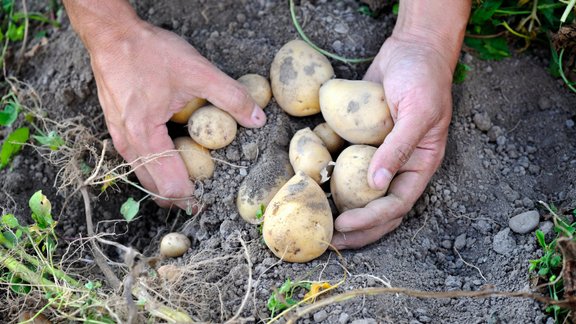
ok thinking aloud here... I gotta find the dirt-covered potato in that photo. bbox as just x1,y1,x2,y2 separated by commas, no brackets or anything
289,127,332,184
331,145,387,212
320,79,393,145
174,137,214,180
157,264,182,282
262,171,333,263
170,98,207,124
237,74,272,109
313,122,346,154
237,148,294,224
188,105,237,149
160,233,191,258
270,40,334,116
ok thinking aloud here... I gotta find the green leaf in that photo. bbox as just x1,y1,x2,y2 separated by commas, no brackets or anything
6,23,24,41
120,197,140,222
535,229,546,249
0,127,29,170
392,3,399,15
538,267,550,276
2,214,19,228
32,131,65,150
29,190,54,229
453,62,472,84
10,274,31,295
0,100,19,126
470,0,503,25
464,37,510,60
357,5,376,18
550,254,562,268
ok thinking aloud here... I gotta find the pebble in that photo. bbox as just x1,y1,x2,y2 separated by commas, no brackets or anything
473,112,492,132
493,228,517,255
454,233,467,250
332,40,343,52
445,275,462,290
567,119,575,128
314,310,329,322
351,319,376,324
334,22,350,34
487,126,503,142
339,313,349,324
508,210,540,234
539,221,554,236
242,142,258,160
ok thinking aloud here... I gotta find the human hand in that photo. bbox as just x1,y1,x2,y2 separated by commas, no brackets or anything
330,35,455,249
88,20,266,211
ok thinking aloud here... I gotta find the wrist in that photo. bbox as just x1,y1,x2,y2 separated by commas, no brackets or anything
392,1,471,70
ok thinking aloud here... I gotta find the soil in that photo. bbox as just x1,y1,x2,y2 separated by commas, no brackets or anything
1,0,576,323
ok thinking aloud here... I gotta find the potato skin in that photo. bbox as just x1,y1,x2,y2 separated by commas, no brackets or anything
188,105,237,149
237,74,272,109
320,79,393,145
270,40,334,116
160,233,191,258
263,171,333,263
313,122,346,154
289,127,332,184
174,137,214,180
330,145,387,213
237,148,294,224
170,98,207,124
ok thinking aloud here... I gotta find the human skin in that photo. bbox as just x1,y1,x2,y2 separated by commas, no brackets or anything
331,1,472,249
62,1,266,212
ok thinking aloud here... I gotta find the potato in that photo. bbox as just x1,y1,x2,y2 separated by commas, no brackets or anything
270,40,334,116
188,105,237,149
263,171,333,263
237,74,272,108
330,145,386,213
160,233,191,258
157,264,183,282
313,122,345,154
289,127,332,184
174,137,214,180
320,79,393,145
237,148,294,224
170,98,207,124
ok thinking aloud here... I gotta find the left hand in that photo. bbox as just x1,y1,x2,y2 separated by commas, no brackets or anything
330,34,454,250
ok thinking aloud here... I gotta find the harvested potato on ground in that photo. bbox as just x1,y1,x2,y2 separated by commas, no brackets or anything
270,40,334,116
313,122,346,154
237,74,272,109
188,105,237,149
237,148,294,224
170,98,207,124
289,127,332,184
160,233,191,258
320,79,393,145
263,171,333,263
331,145,387,213
174,137,214,180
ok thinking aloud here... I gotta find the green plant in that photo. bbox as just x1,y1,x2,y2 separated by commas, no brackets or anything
267,278,312,317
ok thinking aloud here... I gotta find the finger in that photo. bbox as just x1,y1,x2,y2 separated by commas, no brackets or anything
368,113,432,191
184,59,266,128
331,218,403,250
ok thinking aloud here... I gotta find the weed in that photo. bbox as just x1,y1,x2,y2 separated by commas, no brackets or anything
267,278,311,317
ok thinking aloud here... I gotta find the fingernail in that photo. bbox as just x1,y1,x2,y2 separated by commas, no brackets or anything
373,168,392,190
251,105,266,127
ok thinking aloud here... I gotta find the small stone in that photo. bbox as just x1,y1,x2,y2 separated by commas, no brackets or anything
538,96,552,110
339,313,349,324
334,22,350,34
314,310,329,322
539,221,554,236
441,240,452,249
493,228,517,255
496,135,507,146
522,197,534,209
236,13,246,23
239,168,247,176
487,126,503,142
332,40,343,52
566,119,575,128
445,275,462,290
454,233,467,250
473,112,492,132
242,142,258,160
509,210,540,234
350,319,376,324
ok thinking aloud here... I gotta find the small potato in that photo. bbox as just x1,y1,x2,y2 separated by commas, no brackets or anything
313,122,346,154
170,98,207,124
237,148,294,224
330,145,387,213
263,171,333,263
160,233,191,258
270,40,334,116
157,264,183,282
320,79,393,145
174,137,214,180
289,128,332,184
237,74,272,108
188,105,237,149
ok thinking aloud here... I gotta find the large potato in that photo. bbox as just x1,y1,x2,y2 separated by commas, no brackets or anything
313,122,345,154
237,148,294,224
331,145,387,213
289,128,332,184
174,137,214,180
237,74,272,109
263,171,333,263
188,105,237,149
270,40,334,116
170,98,207,124
320,79,393,145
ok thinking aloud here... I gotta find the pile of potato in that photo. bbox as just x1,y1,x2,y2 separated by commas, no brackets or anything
236,40,394,263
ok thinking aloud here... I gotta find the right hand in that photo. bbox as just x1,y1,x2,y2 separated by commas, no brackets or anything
88,20,266,211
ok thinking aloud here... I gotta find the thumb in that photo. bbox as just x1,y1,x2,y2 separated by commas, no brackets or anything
368,113,430,191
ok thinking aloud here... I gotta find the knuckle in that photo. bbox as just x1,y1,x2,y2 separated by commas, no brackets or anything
394,143,414,166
